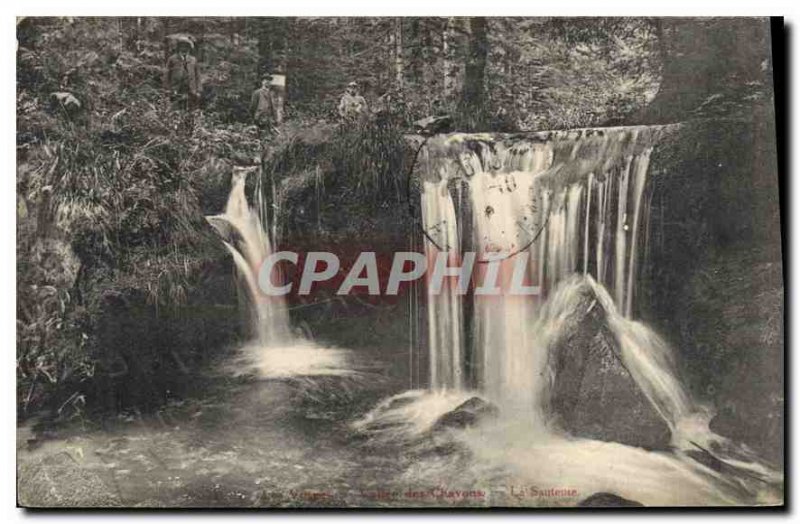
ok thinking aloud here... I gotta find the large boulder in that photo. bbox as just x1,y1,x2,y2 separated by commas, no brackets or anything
578,492,643,507
430,396,499,433
353,392,498,448
548,282,672,450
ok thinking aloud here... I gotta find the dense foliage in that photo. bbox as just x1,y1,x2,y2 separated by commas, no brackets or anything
17,17,262,417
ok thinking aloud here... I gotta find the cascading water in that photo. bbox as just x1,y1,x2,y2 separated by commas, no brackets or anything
421,179,464,391
357,126,781,505
207,166,290,346
413,128,689,409
410,128,668,412
467,144,551,417
207,166,350,378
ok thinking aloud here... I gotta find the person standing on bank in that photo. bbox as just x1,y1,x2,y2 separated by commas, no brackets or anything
164,37,201,112
250,76,282,136
338,81,368,125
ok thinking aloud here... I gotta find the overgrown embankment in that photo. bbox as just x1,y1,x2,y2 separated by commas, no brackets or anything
17,18,267,419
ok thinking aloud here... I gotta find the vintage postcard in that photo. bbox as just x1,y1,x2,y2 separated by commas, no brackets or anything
16,16,784,508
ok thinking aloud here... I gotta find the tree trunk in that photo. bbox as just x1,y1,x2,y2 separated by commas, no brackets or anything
162,17,171,63
255,18,290,121
641,18,772,123
273,18,291,123
256,18,275,75
394,17,404,90
408,18,422,88
421,20,435,103
462,16,488,126
442,17,457,109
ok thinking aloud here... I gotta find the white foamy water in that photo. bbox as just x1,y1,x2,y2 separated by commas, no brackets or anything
457,420,757,506
351,389,481,442
229,339,353,379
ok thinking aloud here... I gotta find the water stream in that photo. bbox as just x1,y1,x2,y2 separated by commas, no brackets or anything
358,127,782,505
206,129,781,506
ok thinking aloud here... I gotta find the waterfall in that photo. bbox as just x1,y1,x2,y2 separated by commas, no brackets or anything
372,126,781,504
613,155,633,309
206,166,291,346
207,166,350,378
625,149,652,317
470,170,542,415
582,172,593,275
415,128,667,410
595,174,611,286
543,183,585,293
421,179,464,390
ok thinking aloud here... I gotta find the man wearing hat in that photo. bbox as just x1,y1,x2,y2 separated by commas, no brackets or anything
337,81,368,125
164,37,201,111
250,75,281,135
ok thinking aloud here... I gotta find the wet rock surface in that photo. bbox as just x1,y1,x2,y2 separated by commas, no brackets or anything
548,283,672,450
431,397,499,433
579,492,643,507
